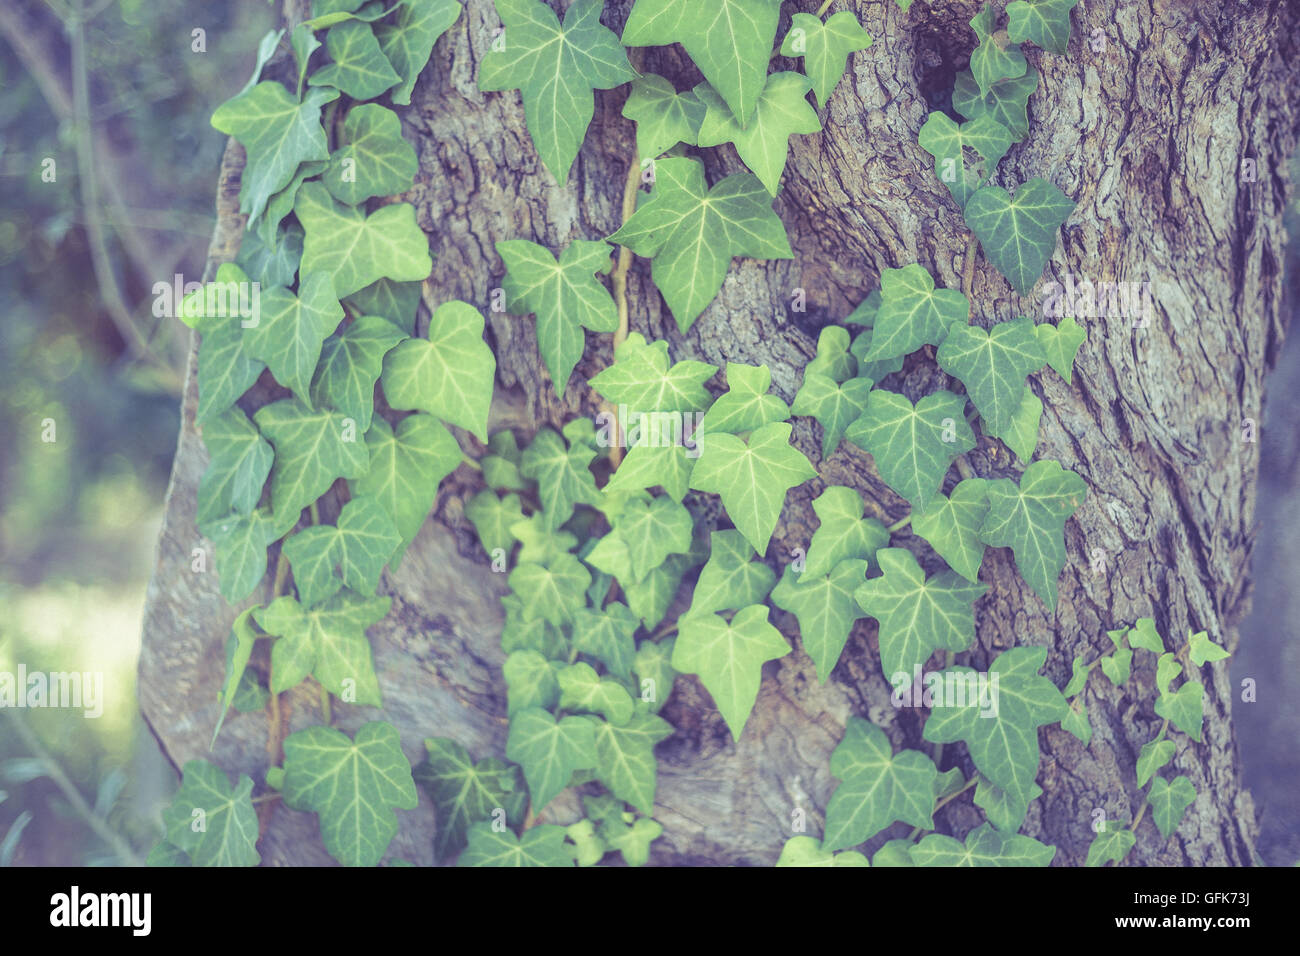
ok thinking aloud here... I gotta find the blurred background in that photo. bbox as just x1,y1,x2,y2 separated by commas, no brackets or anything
0,0,1296,865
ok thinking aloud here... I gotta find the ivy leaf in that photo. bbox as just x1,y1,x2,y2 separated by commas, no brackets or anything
1189,630,1230,666
865,264,969,361
590,712,674,814
922,646,1068,820
465,491,522,562
792,372,873,458
282,497,400,606
1060,698,1091,744
969,3,1027,97
1155,682,1204,742
504,650,560,715
245,273,344,406
1148,776,1196,839
1006,0,1079,55
845,289,880,327
1085,825,1135,867
595,811,663,866
311,316,407,433
506,708,598,811
162,761,260,867
911,823,1055,866
625,554,691,630
565,818,606,866
1035,315,1086,384
845,389,976,511
634,638,677,712
458,821,572,867
697,362,789,436
511,513,576,565
253,399,371,522
375,0,462,106
482,430,526,491
197,408,274,527
571,603,639,679
695,73,821,195
295,181,432,298
1136,736,1175,789
255,589,390,705
690,421,818,556
777,836,869,867
953,67,1038,140
1156,652,1182,696
975,777,1044,832
256,159,327,248
849,328,905,383
324,103,417,205
937,317,1045,433
281,722,419,867
855,548,986,677
345,278,422,336
519,428,600,531
979,459,1086,609
604,439,695,503
690,529,776,616
1126,617,1163,653
380,300,495,441
771,560,868,684
236,219,304,288
622,74,705,159
671,604,791,741
988,387,1042,462
557,664,635,724
822,717,938,852
199,509,279,603
781,12,872,109
291,22,323,90
918,111,1013,209
501,593,568,660
613,495,694,582
871,840,915,867
210,82,338,225
588,332,717,417
509,554,592,628
213,608,261,745
478,0,634,182
497,239,618,397
804,486,889,578
911,478,989,583
1062,656,1090,697
413,737,526,862
196,320,265,427
608,157,792,332
965,179,1075,295
308,21,401,99
805,326,857,383
1100,645,1133,687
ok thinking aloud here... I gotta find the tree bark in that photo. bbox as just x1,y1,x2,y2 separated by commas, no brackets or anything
141,0,1300,865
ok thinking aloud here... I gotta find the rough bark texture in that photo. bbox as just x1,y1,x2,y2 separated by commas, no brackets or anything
141,0,1300,865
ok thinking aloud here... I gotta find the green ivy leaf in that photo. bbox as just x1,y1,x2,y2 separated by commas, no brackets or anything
596,812,663,867
690,421,818,556
911,477,989,583
501,593,568,660
953,67,1038,140
557,663,635,724
324,103,418,205
975,777,1044,832
255,589,390,705
245,273,344,406
689,529,776,616
458,821,572,867
865,264,969,361
849,328,905,383
603,439,694,502
918,111,1013,209
257,159,327,248
295,181,432,298
506,707,598,810
804,486,889,578
871,840,915,867
780,11,872,109
565,818,606,866
375,0,462,106
1006,0,1079,55
213,608,261,745
413,737,526,862
590,711,674,814
911,822,1054,866
380,300,495,441
634,638,677,711
199,509,278,603
776,835,869,867
196,319,266,427
504,649,560,715
236,220,303,288
465,491,522,561
253,399,370,522
509,554,592,628
672,604,791,741
625,554,691,630
311,316,407,432
1085,824,1135,867
197,408,274,527
497,239,618,397
1035,315,1086,384
162,760,260,867
1189,630,1229,666
282,497,400,606
511,513,576,565
936,316,1045,433
571,603,639,679
1136,736,1175,789
614,495,694,582
622,74,705,159
281,721,419,867
210,82,338,225
805,326,857,383
1128,617,1164,653
772,560,868,684
1062,655,1089,697
695,73,821,195
1156,652,1182,696
845,389,976,511
793,373,873,458
1154,682,1204,742
478,0,634,182
855,547,986,677
987,387,1042,462
964,179,1075,295
623,0,783,127
969,3,1027,97
519,427,600,531
608,157,791,332
588,332,717,417
1100,645,1132,687
308,21,401,99
697,362,789,436
1059,698,1091,744
979,459,1086,609
1148,775,1196,839
345,279,422,336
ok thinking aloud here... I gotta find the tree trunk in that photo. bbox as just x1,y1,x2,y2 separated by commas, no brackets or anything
141,0,1300,865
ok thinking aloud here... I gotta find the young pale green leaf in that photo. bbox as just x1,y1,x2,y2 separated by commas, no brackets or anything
1035,315,1085,384
501,593,568,660
671,604,791,741
604,437,696,503
1148,775,1196,839
255,589,390,705
571,603,640,679
987,387,1042,462
375,0,462,105
866,264,969,361
253,399,371,522
557,663,634,724
506,707,598,811
324,103,417,205
413,737,526,862
804,486,889,578
197,319,265,427
1156,652,1182,696
1189,630,1229,667
623,0,783,127
565,818,606,867
197,407,274,527
965,179,1075,295
511,513,576,565
465,491,523,561
295,181,432,298
622,74,705,159
690,529,776,616
871,840,915,867
969,3,1027,96
845,389,976,511
805,326,857,383
695,73,821,195
590,711,674,814
291,21,323,90
855,548,986,678
588,332,717,417
281,721,419,868
458,821,572,867
245,272,344,405
504,649,560,715
1100,645,1133,687
519,427,600,531
776,835,869,867
821,717,938,852
308,21,401,99
345,278,422,336
608,157,791,332
953,67,1038,140
780,11,872,109
478,0,634,182
1062,655,1090,697
771,560,868,684
595,812,663,867
1060,698,1091,744
1006,0,1079,54
634,638,677,712
1085,824,1135,867
792,373,873,459
1155,681,1204,742
911,822,1055,866
497,239,617,397
213,608,260,746
210,82,338,225
380,300,495,441
613,494,694,582
690,421,818,556
509,553,592,628
481,430,526,491
199,509,284,604
1136,736,1175,789
625,554,692,631
311,316,407,432
936,316,1045,433
697,362,789,436
282,496,400,606
911,477,990,583
918,111,1013,209
979,459,1086,609
1128,617,1164,653
162,760,260,867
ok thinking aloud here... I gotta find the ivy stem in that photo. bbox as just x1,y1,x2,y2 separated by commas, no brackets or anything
888,513,912,533
962,233,978,299
460,454,483,472
955,456,976,480
309,501,320,526
815,0,835,16
906,776,979,841
319,683,332,726
606,146,643,469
